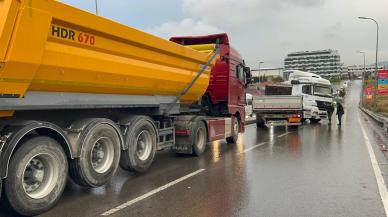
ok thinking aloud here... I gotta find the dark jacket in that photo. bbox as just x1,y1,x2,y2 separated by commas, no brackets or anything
336,103,344,115
327,104,335,114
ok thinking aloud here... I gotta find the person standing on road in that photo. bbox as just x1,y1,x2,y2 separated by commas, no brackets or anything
336,102,344,126
326,103,335,125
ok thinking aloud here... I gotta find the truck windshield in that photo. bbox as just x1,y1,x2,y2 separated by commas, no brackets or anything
313,85,332,97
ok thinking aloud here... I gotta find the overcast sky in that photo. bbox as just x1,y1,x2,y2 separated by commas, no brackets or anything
60,0,388,69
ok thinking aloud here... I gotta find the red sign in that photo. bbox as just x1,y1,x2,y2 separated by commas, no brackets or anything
378,89,388,95
378,70,388,79
365,86,373,93
364,86,373,100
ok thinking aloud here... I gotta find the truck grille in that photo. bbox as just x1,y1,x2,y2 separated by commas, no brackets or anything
316,100,331,111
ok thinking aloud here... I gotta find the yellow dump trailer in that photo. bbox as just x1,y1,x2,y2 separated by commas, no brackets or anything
0,1,250,216
0,0,215,118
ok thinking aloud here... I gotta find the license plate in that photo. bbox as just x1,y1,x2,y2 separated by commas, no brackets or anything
288,118,301,123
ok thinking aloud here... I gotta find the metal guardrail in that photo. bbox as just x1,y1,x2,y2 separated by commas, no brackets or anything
360,106,388,133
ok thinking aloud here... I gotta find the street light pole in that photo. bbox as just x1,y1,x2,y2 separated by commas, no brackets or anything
95,0,99,15
357,51,366,103
258,61,264,72
258,61,264,82
357,51,366,81
358,16,379,106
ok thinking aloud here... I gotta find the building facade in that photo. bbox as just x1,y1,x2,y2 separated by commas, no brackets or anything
346,65,385,77
251,68,284,78
284,49,341,77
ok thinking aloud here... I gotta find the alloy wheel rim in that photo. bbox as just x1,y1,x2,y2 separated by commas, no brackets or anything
196,127,205,149
22,153,59,199
136,130,152,161
91,137,115,174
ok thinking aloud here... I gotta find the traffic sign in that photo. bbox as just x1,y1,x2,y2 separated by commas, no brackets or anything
378,70,388,79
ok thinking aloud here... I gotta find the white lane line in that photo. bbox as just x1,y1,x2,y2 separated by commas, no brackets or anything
359,117,388,217
243,142,267,153
100,169,205,216
277,132,291,138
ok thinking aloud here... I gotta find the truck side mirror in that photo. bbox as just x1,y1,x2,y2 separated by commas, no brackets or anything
245,67,252,87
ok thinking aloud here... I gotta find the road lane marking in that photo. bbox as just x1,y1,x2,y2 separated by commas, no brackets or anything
243,142,267,153
359,117,388,217
100,169,205,216
277,132,292,138
102,123,299,216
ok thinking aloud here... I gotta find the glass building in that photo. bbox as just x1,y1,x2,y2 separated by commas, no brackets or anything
284,49,341,76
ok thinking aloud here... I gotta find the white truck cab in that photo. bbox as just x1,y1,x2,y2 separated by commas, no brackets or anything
285,70,333,123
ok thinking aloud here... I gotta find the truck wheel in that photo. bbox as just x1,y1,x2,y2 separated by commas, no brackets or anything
226,117,239,144
4,136,68,216
70,123,121,187
310,118,321,124
192,121,207,156
120,116,157,173
256,116,266,128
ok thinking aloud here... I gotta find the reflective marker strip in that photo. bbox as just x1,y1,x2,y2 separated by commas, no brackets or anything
224,117,232,138
359,116,388,217
100,169,206,216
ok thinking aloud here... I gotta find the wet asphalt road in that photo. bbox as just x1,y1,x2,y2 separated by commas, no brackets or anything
1,80,387,217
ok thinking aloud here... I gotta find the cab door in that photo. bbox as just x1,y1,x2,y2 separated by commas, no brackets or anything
301,84,316,107
227,61,246,117
234,64,246,106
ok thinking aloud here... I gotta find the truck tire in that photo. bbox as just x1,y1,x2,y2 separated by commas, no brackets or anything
4,136,68,216
70,123,121,187
256,116,266,128
192,121,207,156
310,118,321,124
226,117,239,144
120,116,157,173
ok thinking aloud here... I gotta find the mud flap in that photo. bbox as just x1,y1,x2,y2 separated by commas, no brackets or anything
173,138,193,154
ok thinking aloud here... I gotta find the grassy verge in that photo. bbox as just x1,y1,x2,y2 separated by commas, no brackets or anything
362,79,388,116
329,78,341,84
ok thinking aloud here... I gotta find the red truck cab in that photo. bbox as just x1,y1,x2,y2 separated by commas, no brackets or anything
170,34,251,131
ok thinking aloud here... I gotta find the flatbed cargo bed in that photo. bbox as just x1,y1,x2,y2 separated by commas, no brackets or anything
253,95,303,127
253,95,303,112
